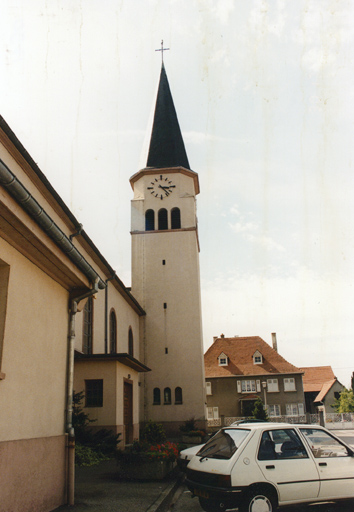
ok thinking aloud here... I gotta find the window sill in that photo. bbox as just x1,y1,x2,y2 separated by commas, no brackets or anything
0,371,6,380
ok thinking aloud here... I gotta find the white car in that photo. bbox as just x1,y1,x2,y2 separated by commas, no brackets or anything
185,422,354,512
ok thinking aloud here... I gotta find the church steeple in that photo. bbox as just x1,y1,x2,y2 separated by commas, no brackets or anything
146,63,190,170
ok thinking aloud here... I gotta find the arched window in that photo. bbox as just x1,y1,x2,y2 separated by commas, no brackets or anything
83,297,93,354
171,208,181,229
145,209,155,231
158,208,168,230
110,310,117,354
153,388,161,405
175,387,183,404
128,327,134,356
164,387,171,405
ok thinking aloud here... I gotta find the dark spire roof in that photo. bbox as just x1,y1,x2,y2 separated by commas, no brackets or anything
146,64,190,170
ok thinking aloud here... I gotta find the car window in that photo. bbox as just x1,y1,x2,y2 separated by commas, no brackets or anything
197,428,249,460
300,428,351,458
258,429,308,460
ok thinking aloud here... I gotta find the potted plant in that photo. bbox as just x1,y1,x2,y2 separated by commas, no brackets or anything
115,420,179,480
180,418,206,444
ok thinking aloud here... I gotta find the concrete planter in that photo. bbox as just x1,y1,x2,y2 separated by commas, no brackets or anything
182,435,203,444
116,459,175,480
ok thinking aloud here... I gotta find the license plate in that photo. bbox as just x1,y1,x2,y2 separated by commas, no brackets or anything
194,488,209,499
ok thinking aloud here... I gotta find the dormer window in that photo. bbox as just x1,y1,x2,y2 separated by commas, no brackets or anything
218,352,228,366
253,351,263,365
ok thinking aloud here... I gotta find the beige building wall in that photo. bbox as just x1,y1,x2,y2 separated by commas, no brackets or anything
0,237,69,512
74,360,140,446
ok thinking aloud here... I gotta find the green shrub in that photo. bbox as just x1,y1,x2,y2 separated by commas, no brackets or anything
72,390,121,465
75,443,109,467
252,397,268,421
141,420,166,444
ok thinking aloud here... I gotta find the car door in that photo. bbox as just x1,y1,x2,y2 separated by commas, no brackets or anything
256,428,320,503
300,427,354,499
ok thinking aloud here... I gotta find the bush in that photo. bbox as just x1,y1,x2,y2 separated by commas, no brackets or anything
141,420,166,444
72,390,121,465
75,443,109,467
252,397,268,421
180,418,205,437
116,440,179,464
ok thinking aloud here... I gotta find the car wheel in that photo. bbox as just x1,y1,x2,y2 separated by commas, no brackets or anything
198,497,228,512
240,489,277,512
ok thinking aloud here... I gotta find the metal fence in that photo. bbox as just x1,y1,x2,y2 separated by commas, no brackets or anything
207,413,354,430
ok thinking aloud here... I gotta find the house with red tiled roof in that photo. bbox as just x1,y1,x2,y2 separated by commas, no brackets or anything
205,334,305,426
300,366,344,414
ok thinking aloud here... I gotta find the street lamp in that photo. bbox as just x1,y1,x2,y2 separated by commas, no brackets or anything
262,381,267,411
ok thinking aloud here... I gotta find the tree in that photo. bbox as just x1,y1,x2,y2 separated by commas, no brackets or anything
252,397,268,421
332,388,354,413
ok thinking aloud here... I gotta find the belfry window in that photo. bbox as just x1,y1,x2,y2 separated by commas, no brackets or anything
171,208,181,229
145,209,155,231
158,209,168,230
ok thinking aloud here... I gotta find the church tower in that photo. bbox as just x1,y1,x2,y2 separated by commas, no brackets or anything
130,63,206,433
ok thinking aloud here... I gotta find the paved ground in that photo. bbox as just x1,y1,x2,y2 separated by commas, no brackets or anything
54,460,181,512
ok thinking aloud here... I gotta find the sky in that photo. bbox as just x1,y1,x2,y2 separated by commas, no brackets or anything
1,0,354,387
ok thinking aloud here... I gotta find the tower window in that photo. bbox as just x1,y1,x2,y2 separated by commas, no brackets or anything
175,387,183,404
162,260,166,265
164,387,171,404
163,303,167,309
145,209,155,231
153,387,161,405
158,208,168,230
171,207,181,229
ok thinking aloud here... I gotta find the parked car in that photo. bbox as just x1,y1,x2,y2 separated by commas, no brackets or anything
185,422,354,512
178,420,268,471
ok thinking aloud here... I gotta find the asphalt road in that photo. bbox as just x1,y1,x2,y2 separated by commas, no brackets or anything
170,486,354,512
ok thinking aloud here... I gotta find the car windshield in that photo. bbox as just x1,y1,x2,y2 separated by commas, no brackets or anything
196,428,249,460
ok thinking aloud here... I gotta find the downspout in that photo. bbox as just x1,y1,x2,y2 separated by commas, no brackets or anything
66,278,100,506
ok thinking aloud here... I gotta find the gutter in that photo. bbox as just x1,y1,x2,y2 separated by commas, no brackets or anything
0,157,105,290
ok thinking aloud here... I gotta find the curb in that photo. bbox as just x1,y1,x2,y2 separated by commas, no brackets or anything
146,473,184,512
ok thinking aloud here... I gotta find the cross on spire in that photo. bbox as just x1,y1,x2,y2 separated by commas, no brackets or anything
155,39,170,62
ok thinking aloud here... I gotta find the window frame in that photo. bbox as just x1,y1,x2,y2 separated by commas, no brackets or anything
164,387,171,405
83,296,93,354
284,377,296,392
85,379,103,407
175,386,183,404
267,378,279,392
109,309,117,354
153,387,161,405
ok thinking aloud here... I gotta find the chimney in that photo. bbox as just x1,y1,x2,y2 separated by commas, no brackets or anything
271,333,278,352
220,333,225,338
213,336,218,343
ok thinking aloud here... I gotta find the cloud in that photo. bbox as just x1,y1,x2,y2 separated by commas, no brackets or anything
228,205,285,253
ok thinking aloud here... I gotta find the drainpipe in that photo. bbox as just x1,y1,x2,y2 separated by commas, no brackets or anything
66,278,100,506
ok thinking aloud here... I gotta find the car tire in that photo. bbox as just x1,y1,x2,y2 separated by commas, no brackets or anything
239,488,277,512
198,497,227,512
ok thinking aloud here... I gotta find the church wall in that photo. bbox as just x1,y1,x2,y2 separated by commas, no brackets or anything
74,360,140,448
0,237,68,511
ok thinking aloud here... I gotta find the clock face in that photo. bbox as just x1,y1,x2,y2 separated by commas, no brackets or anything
147,175,176,200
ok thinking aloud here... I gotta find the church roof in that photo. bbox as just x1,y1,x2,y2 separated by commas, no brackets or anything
146,63,190,170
